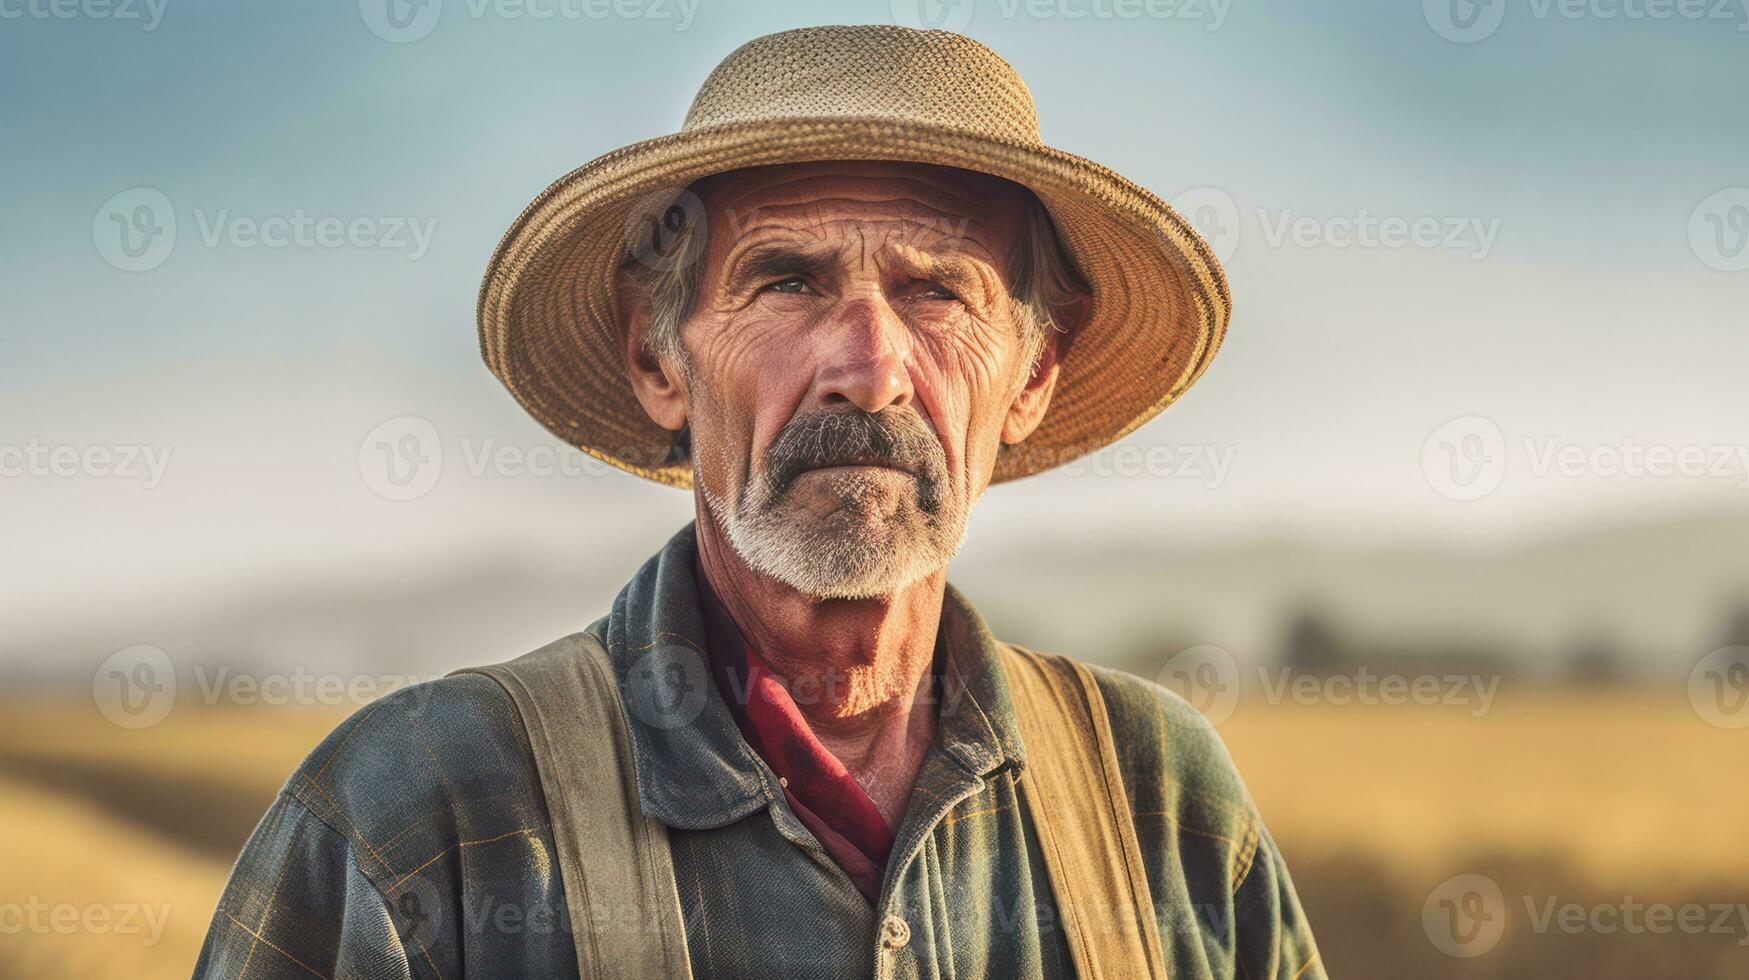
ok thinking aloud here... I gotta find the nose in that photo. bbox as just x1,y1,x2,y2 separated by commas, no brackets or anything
809,296,914,414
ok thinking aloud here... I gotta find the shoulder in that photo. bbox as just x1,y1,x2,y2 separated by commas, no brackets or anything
1083,662,1252,809
203,668,577,978
1011,650,1321,971
1074,658,1265,888
283,669,551,885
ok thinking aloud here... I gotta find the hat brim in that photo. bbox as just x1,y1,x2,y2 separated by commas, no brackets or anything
477,116,1229,488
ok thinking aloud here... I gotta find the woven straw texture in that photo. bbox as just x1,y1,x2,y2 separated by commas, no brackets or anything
477,25,1230,488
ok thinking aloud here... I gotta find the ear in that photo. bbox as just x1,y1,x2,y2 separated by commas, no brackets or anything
1001,296,1086,445
616,268,689,432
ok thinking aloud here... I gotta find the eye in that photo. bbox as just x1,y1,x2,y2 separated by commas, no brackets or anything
912,282,959,302
763,276,811,295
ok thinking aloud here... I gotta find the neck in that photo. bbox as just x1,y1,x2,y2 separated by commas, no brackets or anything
693,502,941,823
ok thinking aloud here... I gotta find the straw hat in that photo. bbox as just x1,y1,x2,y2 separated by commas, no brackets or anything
477,24,1229,488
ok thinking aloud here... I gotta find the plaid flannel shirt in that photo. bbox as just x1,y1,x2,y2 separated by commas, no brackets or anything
195,523,1323,978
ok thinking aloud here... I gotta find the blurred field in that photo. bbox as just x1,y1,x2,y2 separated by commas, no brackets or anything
0,702,349,980
2,691,1744,979
1220,692,1749,978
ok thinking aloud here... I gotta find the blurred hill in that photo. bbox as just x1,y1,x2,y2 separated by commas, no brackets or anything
964,507,1749,680
7,508,1747,686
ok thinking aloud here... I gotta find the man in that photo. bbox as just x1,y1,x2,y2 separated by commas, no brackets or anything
196,25,1322,979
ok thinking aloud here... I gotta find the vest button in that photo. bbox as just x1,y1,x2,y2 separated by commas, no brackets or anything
880,913,911,950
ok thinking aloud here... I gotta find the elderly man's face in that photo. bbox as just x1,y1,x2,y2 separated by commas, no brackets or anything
626,161,1065,598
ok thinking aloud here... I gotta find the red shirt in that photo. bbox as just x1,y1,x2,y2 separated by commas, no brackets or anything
696,569,914,903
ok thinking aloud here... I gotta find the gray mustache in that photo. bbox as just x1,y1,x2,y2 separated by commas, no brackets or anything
764,410,947,510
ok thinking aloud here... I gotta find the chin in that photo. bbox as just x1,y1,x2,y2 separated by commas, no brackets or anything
717,483,969,601
788,468,915,522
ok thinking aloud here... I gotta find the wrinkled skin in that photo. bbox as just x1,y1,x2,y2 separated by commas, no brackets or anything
620,161,1083,828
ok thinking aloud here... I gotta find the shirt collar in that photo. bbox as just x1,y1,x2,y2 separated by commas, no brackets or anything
593,522,1026,830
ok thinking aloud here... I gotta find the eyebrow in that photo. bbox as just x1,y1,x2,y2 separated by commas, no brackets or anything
724,243,844,294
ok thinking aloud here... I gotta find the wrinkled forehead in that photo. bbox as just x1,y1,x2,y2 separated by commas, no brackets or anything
691,161,1032,268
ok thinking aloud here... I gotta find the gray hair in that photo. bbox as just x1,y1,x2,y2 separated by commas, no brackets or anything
623,181,1087,372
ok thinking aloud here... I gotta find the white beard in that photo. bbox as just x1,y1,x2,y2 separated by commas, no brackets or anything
702,468,970,600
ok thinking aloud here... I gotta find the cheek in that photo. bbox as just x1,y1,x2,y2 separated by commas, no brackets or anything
910,316,1024,479
683,312,817,480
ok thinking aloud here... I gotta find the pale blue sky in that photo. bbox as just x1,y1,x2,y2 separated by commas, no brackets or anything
3,0,1747,633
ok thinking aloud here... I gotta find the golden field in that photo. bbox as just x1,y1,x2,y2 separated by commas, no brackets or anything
1,690,1744,979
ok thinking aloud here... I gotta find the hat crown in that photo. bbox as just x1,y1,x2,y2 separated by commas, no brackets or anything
683,25,1041,145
